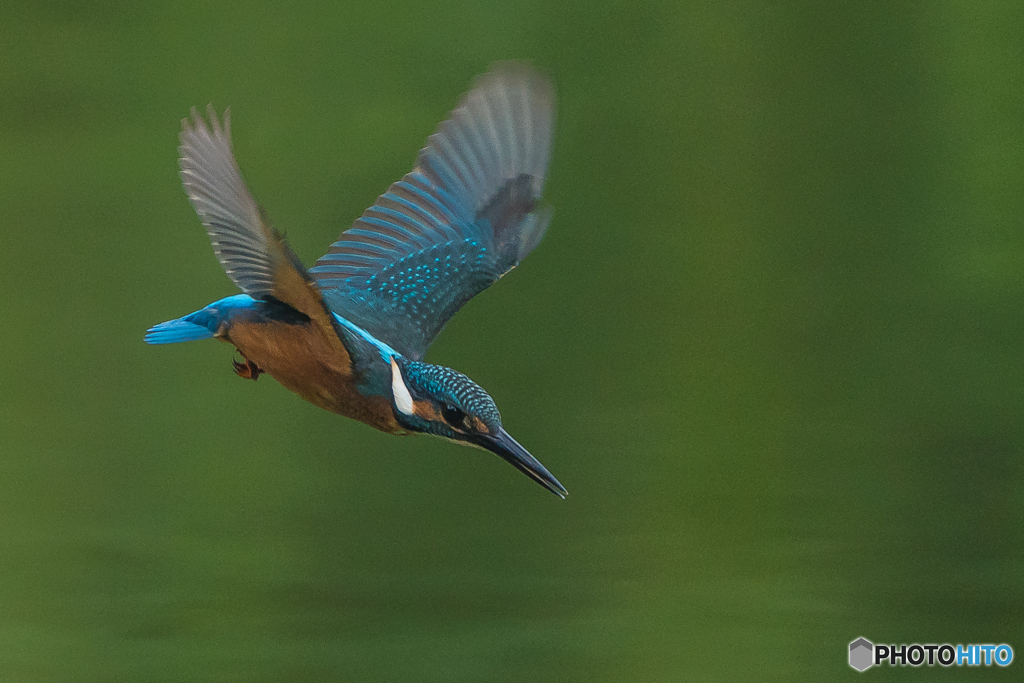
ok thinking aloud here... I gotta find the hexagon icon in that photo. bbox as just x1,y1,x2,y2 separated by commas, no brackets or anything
849,638,874,671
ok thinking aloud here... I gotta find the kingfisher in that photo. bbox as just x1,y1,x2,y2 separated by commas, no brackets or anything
145,63,566,497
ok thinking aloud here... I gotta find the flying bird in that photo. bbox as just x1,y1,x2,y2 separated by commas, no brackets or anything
145,63,566,497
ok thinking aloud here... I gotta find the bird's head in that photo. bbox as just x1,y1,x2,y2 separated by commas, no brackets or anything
388,356,566,498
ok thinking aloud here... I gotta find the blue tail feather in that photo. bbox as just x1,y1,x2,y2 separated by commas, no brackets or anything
145,319,215,344
145,294,256,345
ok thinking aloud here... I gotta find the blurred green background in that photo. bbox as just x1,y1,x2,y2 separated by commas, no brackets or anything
2,1,1022,680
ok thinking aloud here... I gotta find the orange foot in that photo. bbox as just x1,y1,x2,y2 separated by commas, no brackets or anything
232,356,263,381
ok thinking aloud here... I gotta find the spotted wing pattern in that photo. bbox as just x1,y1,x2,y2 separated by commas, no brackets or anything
310,62,555,361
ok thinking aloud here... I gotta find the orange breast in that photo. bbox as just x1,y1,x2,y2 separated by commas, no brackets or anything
224,318,403,434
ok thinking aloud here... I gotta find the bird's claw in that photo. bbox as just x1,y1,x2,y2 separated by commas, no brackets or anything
232,355,263,381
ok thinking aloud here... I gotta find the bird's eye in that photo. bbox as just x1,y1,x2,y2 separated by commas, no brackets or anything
441,403,468,429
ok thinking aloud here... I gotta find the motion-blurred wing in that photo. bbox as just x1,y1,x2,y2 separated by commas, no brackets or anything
180,106,325,318
310,62,555,361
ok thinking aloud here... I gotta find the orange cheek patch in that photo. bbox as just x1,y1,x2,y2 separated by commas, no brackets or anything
470,417,490,434
413,400,443,422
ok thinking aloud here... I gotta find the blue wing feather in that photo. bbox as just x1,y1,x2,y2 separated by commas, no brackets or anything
310,62,555,360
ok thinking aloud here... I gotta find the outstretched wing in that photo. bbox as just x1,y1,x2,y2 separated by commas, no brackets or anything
310,62,556,361
180,106,329,321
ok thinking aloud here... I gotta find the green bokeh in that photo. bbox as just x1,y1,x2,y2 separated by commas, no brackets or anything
2,1,1022,680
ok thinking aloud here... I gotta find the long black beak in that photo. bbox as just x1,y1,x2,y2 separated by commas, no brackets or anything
475,428,568,499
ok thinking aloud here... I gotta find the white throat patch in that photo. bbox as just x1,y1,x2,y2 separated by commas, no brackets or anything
390,357,414,416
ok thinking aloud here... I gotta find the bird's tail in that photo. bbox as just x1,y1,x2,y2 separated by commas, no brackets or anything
144,294,256,344
144,318,215,344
